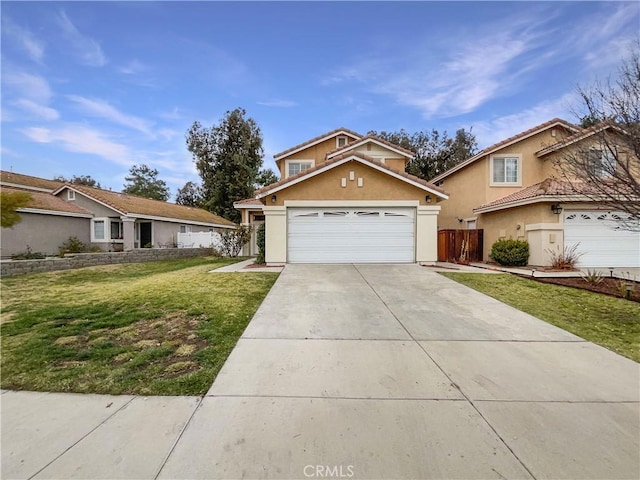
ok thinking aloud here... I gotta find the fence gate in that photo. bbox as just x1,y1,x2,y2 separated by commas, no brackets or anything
437,229,483,263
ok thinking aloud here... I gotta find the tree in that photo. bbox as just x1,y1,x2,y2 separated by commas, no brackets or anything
1,190,31,228
218,225,252,257
368,128,478,180
555,42,640,230
53,175,101,188
175,181,203,207
122,164,170,201
186,108,264,223
255,168,279,189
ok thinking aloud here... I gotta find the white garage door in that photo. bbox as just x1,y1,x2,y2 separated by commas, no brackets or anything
564,211,640,267
288,208,415,263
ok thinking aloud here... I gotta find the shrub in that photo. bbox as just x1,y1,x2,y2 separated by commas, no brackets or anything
58,236,88,256
546,244,584,270
11,245,45,260
490,239,530,266
581,269,604,285
256,223,266,264
218,225,252,257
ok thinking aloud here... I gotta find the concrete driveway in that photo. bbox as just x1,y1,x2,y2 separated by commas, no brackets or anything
2,264,639,479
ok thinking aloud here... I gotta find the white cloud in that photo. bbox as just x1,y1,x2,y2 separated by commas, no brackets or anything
57,11,107,67
257,99,298,108
118,59,148,75
3,71,53,103
471,93,577,148
2,17,45,63
66,95,153,135
21,125,133,166
12,99,59,121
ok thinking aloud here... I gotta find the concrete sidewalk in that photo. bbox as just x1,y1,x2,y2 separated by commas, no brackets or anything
2,264,638,479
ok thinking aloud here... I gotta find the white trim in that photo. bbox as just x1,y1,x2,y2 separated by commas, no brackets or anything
284,200,421,207
327,138,413,160
285,159,315,178
489,154,522,187
91,218,108,242
52,185,125,215
336,136,348,148
525,223,563,232
67,190,76,200
431,120,581,183
1,182,54,193
274,130,361,160
257,154,448,200
16,207,93,218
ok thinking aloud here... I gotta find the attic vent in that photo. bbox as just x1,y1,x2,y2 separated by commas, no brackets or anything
67,190,76,200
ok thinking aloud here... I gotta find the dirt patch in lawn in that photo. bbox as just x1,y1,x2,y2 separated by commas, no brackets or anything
523,276,640,303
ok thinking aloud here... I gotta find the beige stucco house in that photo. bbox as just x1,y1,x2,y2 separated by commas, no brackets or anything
1,171,235,258
431,119,639,267
235,128,448,264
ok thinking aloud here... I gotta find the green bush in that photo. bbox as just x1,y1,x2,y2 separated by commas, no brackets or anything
219,225,252,257
58,236,88,256
256,223,266,264
11,245,45,260
490,239,530,266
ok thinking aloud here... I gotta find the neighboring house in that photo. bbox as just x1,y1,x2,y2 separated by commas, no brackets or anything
235,128,448,264
1,171,235,258
431,119,639,267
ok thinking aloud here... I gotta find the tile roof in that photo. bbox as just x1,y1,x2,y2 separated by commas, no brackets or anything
474,178,587,212
254,151,446,197
233,197,264,207
431,118,582,182
0,171,64,191
273,127,363,159
535,121,620,157
63,184,236,226
2,186,93,216
325,134,415,159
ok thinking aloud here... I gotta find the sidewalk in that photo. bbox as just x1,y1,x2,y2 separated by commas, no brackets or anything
470,262,640,279
209,258,284,273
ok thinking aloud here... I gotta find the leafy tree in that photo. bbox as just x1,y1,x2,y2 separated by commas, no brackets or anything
218,225,252,257
122,164,170,201
1,190,31,228
368,128,477,180
53,175,101,188
186,108,264,223
175,181,203,207
255,168,279,188
555,41,640,230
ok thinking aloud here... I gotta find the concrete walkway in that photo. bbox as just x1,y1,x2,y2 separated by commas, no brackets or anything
2,264,638,479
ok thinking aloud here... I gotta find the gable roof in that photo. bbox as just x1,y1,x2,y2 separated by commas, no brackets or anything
54,184,236,227
473,178,590,214
431,118,582,183
2,185,93,217
273,127,362,160
325,135,415,160
535,121,623,157
233,197,264,208
254,152,448,200
0,171,64,192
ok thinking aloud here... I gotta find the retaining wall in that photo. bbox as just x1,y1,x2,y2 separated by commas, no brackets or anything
0,248,212,277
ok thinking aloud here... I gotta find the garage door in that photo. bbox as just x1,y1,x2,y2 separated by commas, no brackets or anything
564,211,640,267
288,208,415,263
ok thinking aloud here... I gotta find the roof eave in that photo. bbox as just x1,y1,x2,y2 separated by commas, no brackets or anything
273,129,362,161
473,194,592,214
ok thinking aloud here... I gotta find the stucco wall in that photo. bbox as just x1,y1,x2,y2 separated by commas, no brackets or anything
272,161,437,205
58,191,118,217
277,137,349,176
1,213,90,258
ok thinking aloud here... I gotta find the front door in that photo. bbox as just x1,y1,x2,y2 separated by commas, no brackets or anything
139,222,152,248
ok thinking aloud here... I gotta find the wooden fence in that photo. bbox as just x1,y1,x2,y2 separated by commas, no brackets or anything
437,229,484,263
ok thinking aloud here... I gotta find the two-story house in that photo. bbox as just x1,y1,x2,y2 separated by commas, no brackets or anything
235,128,448,264
431,118,639,267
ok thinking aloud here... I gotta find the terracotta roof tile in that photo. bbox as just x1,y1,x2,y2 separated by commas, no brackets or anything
535,121,620,157
65,184,236,226
273,127,363,159
1,171,64,191
255,151,446,196
325,134,415,159
234,197,264,207
2,186,92,215
474,178,586,211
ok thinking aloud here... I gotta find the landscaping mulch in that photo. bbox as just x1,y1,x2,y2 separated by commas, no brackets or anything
524,276,640,303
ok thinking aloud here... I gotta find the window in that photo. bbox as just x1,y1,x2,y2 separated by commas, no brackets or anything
588,149,616,178
92,219,105,241
491,156,520,185
110,220,123,240
287,161,313,177
179,225,192,234
67,190,76,200
337,136,348,148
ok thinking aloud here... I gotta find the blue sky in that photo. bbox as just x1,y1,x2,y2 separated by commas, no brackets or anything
2,1,638,198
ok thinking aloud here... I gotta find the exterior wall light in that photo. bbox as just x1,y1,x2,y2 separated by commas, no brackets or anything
271,194,277,203
551,203,563,215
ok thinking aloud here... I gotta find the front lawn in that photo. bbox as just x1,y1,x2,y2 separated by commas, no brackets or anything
1,257,279,395
440,273,640,362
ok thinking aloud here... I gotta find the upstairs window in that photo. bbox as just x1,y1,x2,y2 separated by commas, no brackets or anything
336,136,348,148
588,149,616,178
491,156,520,185
287,161,313,177
67,190,76,200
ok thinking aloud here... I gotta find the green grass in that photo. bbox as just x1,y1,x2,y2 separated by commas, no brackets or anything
440,273,640,362
1,257,279,395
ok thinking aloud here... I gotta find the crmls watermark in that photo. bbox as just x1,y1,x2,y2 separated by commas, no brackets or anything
303,464,355,478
